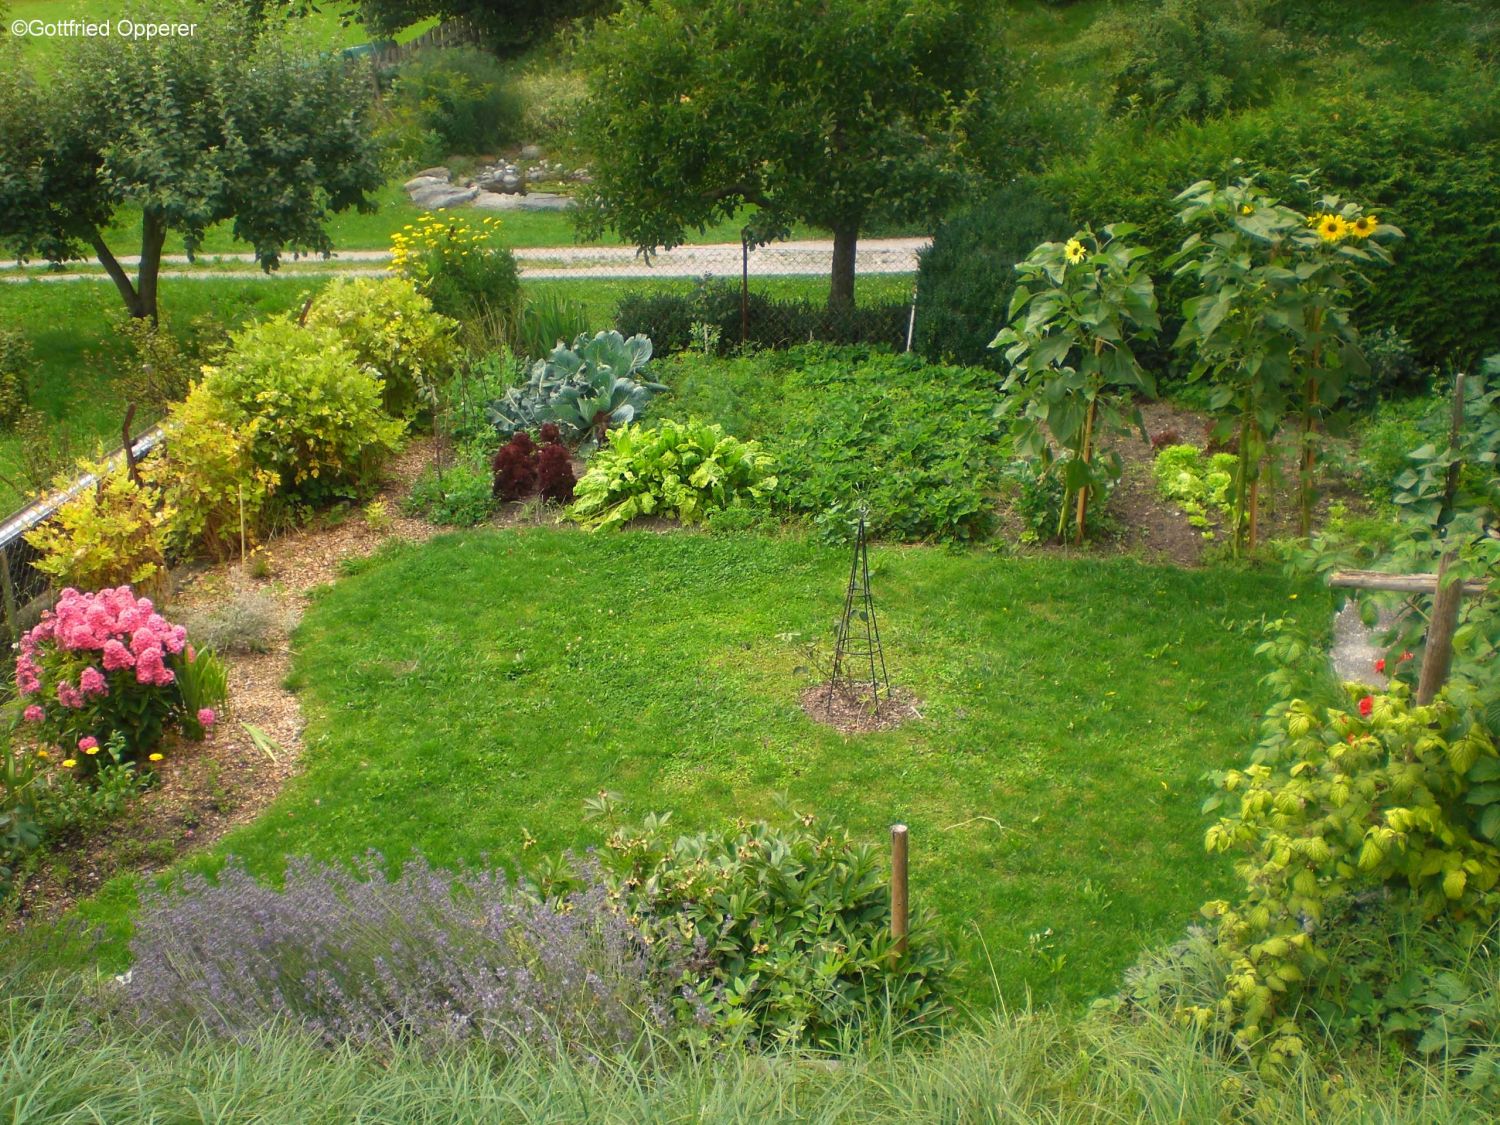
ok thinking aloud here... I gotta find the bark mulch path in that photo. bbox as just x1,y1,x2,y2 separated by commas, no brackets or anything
9,438,451,926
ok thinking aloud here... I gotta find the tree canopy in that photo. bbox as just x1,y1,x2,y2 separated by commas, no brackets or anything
355,0,616,54
0,4,383,321
574,0,1002,309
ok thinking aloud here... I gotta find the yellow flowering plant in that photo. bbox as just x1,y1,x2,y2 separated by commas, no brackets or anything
390,213,522,349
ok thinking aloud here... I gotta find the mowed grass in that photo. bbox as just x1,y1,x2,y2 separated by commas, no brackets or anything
70,529,1323,1010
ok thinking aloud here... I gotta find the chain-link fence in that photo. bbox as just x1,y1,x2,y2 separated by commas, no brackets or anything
512,237,923,356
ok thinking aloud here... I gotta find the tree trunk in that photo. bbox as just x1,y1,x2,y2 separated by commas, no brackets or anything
829,224,858,313
89,231,148,319
1417,373,1470,706
136,211,167,325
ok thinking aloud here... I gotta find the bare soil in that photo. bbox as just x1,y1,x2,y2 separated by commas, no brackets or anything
799,682,923,734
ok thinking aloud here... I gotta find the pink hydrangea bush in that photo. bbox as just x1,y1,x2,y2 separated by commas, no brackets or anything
16,586,221,767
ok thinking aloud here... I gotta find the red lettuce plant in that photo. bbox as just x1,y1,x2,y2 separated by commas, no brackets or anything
536,440,576,504
491,431,538,500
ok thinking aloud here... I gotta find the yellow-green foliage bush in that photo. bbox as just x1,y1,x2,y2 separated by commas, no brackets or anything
303,277,461,419
25,464,172,593
1194,683,1500,1068
198,320,405,511
144,384,278,561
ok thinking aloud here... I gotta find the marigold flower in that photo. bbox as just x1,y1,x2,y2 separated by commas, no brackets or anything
62,758,76,768
35,749,48,759
149,753,164,762
1358,695,1374,717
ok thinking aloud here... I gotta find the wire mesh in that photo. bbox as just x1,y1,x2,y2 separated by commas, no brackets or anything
826,509,891,718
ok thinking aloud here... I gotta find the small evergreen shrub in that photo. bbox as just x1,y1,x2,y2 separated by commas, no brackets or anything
568,419,775,532
0,328,33,430
913,180,1071,367
304,277,462,419
197,320,405,513
15,587,225,763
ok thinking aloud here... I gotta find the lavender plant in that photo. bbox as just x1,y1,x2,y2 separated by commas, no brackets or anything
123,855,677,1054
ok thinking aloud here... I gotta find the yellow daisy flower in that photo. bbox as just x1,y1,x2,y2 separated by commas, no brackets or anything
1064,238,1087,264
149,753,164,762
62,758,76,768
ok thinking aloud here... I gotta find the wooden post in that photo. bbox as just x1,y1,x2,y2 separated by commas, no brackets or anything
1418,373,1468,706
0,544,18,644
890,823,909,958
740,234,750,347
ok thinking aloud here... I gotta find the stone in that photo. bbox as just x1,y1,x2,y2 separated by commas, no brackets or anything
410,166,451,183
409,183,479,210
471,192,574,212
520,144,542,160
402,174,447,194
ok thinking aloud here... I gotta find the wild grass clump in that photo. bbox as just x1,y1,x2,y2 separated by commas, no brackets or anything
174,588,288,655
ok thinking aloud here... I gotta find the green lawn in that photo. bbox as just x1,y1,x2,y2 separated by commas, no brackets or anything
69,530,1323,1010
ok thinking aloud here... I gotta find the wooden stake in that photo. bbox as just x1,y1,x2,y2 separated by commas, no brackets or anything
891,824,909,958
1418,373,1469,706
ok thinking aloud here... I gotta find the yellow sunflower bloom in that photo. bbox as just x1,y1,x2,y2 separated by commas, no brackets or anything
1349,215,1377,238
1240,204,1254,215
1313,213,1349,242
1064,238,1087,264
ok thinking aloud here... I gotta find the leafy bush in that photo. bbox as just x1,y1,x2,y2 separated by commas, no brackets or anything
391,213,522,348
615,279,910,356
386,48,524,157
568,419,775,532
491,431,538,500
546,803,950,1048
401,457,496,528
1002,456,1114,544
487,331,665,449
198,320,405,512
913,181,1071,367
661,347,1007,543
304,277,462,419
144,384,278,561
1348,326,1423,410
1152,444,1236,537
535,440,575,504
1190,681,1500,1067
101,315,225,420
123,854,673,1053
0,327,32,430
15,587,225,763
26,465,171,594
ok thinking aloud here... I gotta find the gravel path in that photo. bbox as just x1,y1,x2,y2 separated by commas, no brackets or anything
0,237,929,283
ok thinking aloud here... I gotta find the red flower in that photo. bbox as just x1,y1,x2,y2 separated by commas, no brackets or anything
1358,696,1374,717
1400,650,1414,662
1374,658,1386,673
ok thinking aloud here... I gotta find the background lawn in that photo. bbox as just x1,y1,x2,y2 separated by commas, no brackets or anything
72,529,1325,1010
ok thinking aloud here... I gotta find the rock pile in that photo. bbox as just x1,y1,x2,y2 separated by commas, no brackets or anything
402,151,590,213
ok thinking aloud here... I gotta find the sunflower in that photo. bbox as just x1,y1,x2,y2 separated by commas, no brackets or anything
1064,238,1087,264
1240,204,1254,215
1349,214,1377,238
1313,213,1349,242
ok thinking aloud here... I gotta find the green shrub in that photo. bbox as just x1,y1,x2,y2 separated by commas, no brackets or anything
198,320,405,513
1192,681,1500,1068
25,463,171,595
914,183,1077,369
545,802,950,1048
392,213,523,351
304,277,462,419
615,279,909,356
144,384,278,561
1002,456,1114,544
401,457,496,527
387,48,523,156
568,418,775,532
0,328,33,430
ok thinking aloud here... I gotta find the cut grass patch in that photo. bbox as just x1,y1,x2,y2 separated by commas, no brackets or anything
66,528,1325,1011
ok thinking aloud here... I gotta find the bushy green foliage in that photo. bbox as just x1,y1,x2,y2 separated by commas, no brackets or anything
1152,444,1237,537
1002,456,1114,545
0,327,33,430
386,48,524,157
401,457,496,527
144,384,278,561
304,277,462,419
391,213,522,350
197,320,405,512
658,346,1008,543
25,465,171,594
568,419,775,532
546,801,949,1047
913,181,1071,368
615,280,910,356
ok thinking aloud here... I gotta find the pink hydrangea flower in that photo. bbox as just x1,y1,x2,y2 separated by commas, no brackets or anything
130,627,161,657
80,666,108,696
198,708,217,729
135,647,174,687
56,682,84,709
77,736,98,752
23,704,44,723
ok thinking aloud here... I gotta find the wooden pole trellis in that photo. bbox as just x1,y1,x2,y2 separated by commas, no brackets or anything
891,823,909,959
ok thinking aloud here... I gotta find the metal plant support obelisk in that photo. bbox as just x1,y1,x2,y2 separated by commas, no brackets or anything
826,509,891,717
